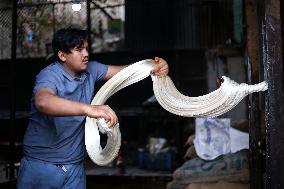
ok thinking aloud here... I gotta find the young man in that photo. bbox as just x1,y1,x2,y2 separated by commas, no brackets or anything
17,28,169,189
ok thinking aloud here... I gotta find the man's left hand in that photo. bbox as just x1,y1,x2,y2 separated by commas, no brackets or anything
151,57,169,77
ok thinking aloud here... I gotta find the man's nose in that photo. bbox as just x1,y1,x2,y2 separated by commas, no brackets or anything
82,48,89,57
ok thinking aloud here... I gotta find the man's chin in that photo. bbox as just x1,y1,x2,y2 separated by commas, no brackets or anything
82,61,88,67
81,65,88,71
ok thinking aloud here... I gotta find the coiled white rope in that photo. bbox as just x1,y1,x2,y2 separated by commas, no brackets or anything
85,59,268,165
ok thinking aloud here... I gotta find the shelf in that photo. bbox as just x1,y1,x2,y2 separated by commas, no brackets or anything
85,164,172,178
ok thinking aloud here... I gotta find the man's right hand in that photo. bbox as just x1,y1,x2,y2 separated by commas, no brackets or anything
35,88,118,128
84,105,118,128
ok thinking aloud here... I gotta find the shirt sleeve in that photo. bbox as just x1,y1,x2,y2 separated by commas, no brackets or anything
87,61,109,81
33,69,58,94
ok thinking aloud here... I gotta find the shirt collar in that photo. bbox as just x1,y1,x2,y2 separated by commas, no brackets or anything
56,61,87,82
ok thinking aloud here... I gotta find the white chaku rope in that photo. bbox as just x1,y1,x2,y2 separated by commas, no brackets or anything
85,59,268,165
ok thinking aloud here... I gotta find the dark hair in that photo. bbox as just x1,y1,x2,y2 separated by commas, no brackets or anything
52,28,88,61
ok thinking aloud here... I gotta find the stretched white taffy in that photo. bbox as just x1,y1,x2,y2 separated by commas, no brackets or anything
85,59,267,165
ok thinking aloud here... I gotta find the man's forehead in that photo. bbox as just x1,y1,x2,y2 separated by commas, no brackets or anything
74,41,88,49
83,41,88,47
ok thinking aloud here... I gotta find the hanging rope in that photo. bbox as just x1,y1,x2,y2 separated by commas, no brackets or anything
85,59,267,165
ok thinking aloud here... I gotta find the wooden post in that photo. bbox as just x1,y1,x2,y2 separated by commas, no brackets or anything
262,0,284,188
9,0,17,180
245,1,264,188
86,0,92,54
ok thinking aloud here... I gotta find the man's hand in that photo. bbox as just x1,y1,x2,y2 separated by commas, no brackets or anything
35,88,118,128
84,105,118,128
151,57,169,78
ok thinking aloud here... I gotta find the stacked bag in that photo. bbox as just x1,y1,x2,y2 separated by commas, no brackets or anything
167,119,250,189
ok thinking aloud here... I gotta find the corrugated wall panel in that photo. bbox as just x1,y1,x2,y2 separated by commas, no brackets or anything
125,0,233,51
125,0,174,51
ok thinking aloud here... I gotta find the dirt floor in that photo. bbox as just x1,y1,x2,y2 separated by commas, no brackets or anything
0,176,171,189
0,160,172,189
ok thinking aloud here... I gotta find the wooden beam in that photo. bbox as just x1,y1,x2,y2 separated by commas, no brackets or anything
245,1,264,189
9,0,17,180
262,0,284,188
87,0,92,54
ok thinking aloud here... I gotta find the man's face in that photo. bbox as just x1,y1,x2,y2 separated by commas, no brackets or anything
59,41,89,77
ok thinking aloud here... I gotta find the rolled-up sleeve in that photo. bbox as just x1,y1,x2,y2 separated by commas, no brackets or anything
33,69,58,94
87,61,108,81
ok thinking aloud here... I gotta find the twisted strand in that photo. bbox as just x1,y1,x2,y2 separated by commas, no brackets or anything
85,60,267,165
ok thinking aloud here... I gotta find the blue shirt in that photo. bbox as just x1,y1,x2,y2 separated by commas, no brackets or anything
23,61,108,164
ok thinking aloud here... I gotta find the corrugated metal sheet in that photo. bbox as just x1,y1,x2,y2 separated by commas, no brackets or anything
125,0,233,51
125,0,174,51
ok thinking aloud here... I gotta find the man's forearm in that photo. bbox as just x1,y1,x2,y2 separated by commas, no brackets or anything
36,89,89,116
104,65,128,80
35,88,118,125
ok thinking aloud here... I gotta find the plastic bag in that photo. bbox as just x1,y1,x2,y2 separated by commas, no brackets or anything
193,118,249,160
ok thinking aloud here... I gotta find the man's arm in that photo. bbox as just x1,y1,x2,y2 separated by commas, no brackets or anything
103,57,169,80
35,88,118,127
104,65,127,80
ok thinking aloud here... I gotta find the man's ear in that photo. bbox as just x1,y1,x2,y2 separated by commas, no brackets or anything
58,51,66,62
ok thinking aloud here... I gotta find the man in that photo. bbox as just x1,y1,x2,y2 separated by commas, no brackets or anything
17,28,169,189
